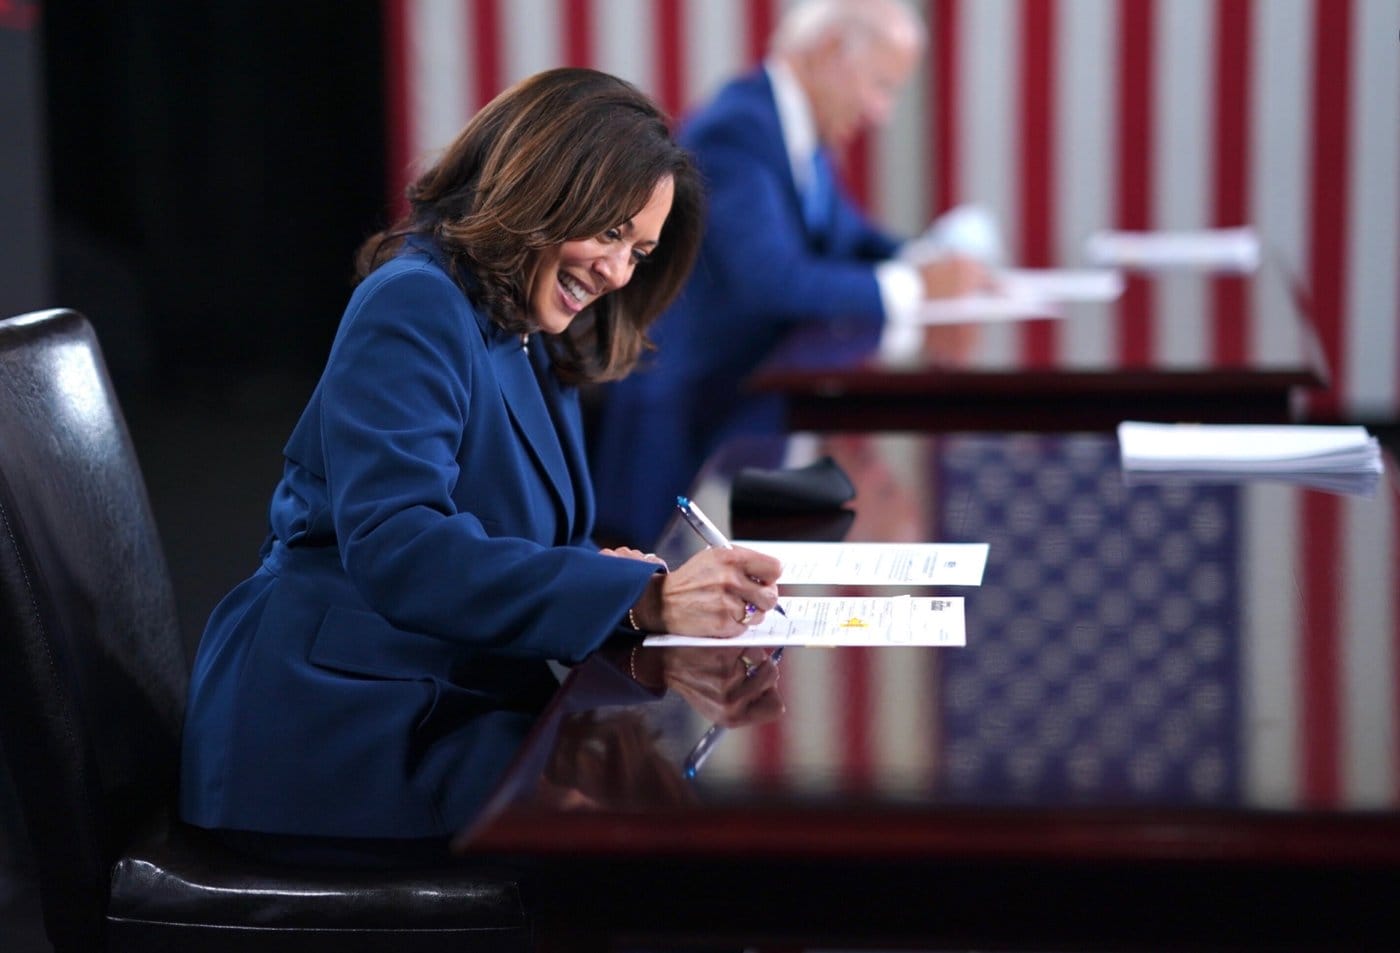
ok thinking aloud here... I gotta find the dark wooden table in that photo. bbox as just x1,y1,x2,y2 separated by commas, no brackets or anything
457,431,1399,951
749,265,1330,432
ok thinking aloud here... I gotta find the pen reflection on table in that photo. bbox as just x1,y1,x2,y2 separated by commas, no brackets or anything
673,495,788,778
683,646,783,779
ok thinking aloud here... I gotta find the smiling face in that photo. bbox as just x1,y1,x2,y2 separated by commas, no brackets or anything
526,175,676,335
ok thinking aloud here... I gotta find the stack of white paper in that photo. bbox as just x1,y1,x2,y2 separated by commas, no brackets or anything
903,269,1123,327
998,267,1125,303
1117,421,1383,494
1085,227,1261,272
911,295,1061,325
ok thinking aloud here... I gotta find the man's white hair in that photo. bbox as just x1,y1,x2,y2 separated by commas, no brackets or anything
770,0,924,57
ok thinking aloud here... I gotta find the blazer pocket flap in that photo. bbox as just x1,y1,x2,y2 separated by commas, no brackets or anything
308,606,456,680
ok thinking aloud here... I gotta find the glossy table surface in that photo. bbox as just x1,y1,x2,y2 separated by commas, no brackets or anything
749,264,1329,431
459,431,1399,950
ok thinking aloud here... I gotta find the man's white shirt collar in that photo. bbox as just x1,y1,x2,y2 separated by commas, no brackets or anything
765,58,818,192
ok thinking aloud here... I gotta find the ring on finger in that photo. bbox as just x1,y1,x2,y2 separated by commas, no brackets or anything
738,653,759,678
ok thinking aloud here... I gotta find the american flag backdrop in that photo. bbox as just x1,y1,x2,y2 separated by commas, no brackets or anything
937,436,1246,807
687,433,1399,812
382,0,1400,422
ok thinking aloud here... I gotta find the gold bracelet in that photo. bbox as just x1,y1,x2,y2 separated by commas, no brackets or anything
628,643,642,682
628,607,643,632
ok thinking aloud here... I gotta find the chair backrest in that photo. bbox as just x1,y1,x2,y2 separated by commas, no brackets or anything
0,309,188,950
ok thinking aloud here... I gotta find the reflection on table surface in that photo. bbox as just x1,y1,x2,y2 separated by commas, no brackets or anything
460,431,1399,948
468,431,1399,858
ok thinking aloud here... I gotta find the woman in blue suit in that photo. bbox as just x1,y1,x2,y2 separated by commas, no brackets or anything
179,68,783,862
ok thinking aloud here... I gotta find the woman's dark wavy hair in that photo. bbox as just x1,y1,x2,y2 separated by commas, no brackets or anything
356,67,703,384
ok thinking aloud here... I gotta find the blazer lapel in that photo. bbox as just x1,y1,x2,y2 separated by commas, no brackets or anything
482,316,575,533
528,339,593,542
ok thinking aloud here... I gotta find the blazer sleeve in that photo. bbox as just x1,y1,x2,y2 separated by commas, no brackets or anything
690,119,894,326
317,266,657,663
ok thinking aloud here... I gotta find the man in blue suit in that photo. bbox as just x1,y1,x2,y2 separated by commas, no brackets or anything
591,0,983,548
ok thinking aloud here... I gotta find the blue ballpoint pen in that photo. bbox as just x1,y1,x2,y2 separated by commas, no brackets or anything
676,495,786,778
674,496,786,617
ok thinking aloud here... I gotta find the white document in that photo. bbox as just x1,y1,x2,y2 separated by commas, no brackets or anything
904,203,1007,267
998,268,1125,303
898,269,1119,327
734,541,989,586
909,295,1063,325
1084,226,1261,272
1117,421,1383,474
644,595,966,647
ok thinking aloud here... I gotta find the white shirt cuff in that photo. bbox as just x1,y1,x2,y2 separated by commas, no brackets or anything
875,259,924,362
875,259,922,322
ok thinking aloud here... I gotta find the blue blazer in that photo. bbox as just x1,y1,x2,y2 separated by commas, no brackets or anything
590,67,900,547
180,241,658,839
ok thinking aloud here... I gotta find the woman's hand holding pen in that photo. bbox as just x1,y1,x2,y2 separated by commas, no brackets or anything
631,546,782,637
598,547,784,734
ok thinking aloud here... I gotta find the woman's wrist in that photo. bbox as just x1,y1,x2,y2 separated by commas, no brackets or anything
628,573,666,634
622,575,667,689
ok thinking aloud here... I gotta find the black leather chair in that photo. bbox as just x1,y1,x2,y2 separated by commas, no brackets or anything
0,310,532,952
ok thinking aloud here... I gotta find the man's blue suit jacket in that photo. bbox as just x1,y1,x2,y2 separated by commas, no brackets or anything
180,241,658,839
590,68,900,547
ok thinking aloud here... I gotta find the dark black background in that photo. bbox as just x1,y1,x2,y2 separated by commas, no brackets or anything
45,2,387,390
4,7,388,948
41,2,389,645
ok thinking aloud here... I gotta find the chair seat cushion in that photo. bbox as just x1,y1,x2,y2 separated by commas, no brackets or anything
106,822,529,952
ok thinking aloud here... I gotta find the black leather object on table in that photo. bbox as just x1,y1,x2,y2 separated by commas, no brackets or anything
729,454,856,512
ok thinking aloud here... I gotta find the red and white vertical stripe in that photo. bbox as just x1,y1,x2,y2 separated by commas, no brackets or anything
383,0,1399,419
1244,480,1399,809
